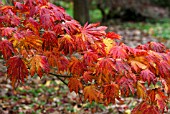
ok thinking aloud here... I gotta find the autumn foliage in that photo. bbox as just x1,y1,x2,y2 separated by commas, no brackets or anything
0,0,170,113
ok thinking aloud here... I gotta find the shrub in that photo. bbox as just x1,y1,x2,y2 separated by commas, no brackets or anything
0,0,169,113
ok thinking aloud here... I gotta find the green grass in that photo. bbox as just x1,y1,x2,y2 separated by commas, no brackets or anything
121,19,170,39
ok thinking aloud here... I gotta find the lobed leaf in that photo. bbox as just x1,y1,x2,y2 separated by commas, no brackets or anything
106,32,121,40
42,31,58,51
140,69,156,86
68,77,82,93
103,83,120,104
6,56,28,87
80,22,107,44
136,81,146,99
109,46,128,59
84,85,103,103
69,57,86,76
30,55,50,78
82,71,93,83
0,40,14,60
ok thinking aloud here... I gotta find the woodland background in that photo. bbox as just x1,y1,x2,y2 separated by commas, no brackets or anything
0,0,170,113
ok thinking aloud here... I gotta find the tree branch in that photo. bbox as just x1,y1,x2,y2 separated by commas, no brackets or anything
49,72,82,95
49,73,72,78
49,73,71,86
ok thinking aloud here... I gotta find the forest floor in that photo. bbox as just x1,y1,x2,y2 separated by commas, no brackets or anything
0,21,170,114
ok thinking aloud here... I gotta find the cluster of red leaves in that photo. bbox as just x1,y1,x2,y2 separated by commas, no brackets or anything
0,0,169,113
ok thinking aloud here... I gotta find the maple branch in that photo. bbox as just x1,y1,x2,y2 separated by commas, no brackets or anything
49,73,72,78
56,75,68,86
49,73,71,86
49,73,82,95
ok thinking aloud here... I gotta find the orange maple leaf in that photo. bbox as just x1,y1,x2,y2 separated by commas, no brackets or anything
30,55,50,78
69,57,86,76
44,49,69,72
103,38,116,53
44,50,59,67
129,59,147,72
6,56,28,87
161,79,170,94
68,77,82,93
10,33,42,51
95,57,115,83
136,81,146,99
59,34,76,54
84,85,103,103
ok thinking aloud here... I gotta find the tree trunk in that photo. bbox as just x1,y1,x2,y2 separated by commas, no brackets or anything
73,0,90,25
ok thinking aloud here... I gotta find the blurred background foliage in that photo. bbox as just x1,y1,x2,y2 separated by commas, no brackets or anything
51,0,170,40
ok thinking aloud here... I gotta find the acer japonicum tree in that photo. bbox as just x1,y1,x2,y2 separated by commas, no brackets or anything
0,0,170,113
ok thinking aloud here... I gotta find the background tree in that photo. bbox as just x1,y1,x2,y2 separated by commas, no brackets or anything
73,0,90,24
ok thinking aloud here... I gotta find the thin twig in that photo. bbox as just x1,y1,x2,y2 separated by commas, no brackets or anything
55,75,68,86
49,73,72,78
49,72,82,95
49,73,71,86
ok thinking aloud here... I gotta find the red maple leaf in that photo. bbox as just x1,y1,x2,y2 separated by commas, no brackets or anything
82,71,93,83
40,13,54,29
80,22,107,43
0,27,16,37
157,60,170,78
0,40,14,60
140,69,157,86
6,56,28,87
62,20,81,35
59,34,76,54
83,50,98,66
95,57,115,82
114,59,131,75
132,101,159,114
42,31,58,51
118,77,135,96
57,56,69,72
103,83,120,104
148,42,166,53
48,3,67,21
106,32,121,40
109,46,128,59
156,89,168,112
